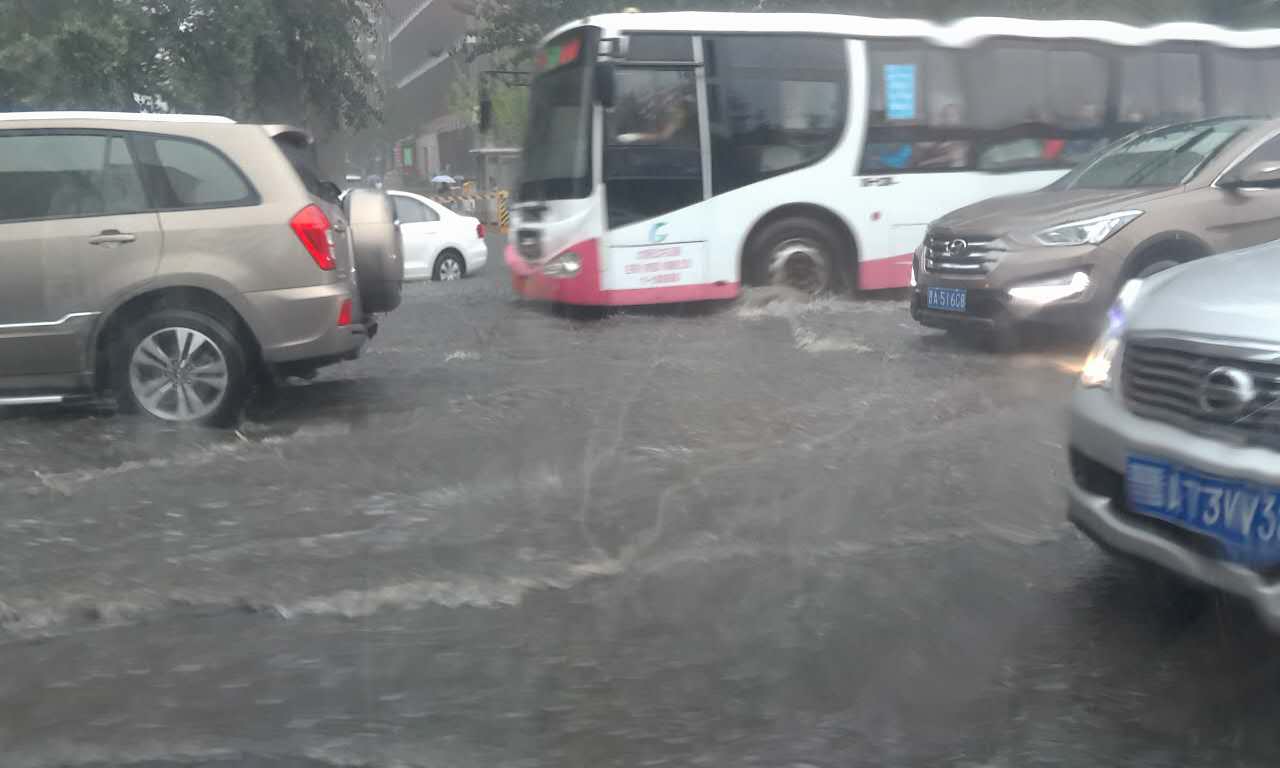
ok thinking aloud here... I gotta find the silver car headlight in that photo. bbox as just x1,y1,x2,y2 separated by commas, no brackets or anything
1035,211,1143,247
1080,279,1144,389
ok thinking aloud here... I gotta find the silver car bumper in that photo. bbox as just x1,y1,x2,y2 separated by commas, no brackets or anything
1068,385,1280,631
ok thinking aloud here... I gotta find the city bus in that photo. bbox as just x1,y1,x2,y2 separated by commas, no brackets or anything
505,12,1280,305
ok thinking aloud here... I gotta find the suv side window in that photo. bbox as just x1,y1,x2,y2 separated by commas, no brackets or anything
0,132,148,223
147,136,256,209
102,136,149,215
392,195,438,224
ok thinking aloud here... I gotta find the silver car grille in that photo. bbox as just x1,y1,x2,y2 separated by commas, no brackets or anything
923,233,998,275
1122,338,1280,449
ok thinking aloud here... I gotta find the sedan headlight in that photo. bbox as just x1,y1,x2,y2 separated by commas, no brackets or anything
1080,279,1144,389
1035,211,1143,247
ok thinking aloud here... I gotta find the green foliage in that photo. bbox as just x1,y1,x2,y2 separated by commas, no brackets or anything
0,0,383,131
467,0,1280,65
1,0,154,110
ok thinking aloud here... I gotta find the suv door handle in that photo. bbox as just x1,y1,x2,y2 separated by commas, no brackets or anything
89,230,137,246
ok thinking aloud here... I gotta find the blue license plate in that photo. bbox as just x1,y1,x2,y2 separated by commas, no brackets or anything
1127,455,1280,566
926,287,967,312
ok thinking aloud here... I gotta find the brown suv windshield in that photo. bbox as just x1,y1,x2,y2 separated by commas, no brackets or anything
1053,118,1257,190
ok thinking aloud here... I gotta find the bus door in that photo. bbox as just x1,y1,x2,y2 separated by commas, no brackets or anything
600,34,713,292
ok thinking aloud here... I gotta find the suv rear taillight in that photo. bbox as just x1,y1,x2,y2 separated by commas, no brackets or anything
477,222,486,239
291,204,336,270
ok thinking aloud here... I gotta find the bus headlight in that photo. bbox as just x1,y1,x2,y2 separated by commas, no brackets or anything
543,251,582,278
1080,279,1143,389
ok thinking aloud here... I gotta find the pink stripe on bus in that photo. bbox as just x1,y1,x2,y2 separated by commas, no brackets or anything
507,239,740,306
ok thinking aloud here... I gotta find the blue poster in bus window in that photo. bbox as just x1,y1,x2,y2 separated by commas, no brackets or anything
884,64,917,121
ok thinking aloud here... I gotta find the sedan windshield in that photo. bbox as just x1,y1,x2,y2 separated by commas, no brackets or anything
1053,118,1257,190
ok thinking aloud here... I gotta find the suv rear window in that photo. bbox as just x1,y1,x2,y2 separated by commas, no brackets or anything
274,134,341,204
151,137,256,209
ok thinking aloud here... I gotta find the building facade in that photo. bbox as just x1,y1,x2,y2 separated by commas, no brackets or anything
384,0,481,187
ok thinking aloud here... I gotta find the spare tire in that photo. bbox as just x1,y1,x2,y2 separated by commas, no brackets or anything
344,189,403,313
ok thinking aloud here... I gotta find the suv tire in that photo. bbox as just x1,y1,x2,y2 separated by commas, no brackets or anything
113,308,250,427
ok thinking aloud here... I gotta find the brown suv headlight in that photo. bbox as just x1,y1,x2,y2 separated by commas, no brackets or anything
1034,210,1143,247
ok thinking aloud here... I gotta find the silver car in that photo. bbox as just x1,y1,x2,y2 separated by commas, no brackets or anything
1068,245,1280,628
0,112,403,426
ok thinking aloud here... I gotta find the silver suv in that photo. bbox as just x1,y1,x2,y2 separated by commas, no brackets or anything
0,112,402,426
1068,245,1280,629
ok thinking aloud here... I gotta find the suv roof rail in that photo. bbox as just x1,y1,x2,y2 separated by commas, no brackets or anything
0,111,235,124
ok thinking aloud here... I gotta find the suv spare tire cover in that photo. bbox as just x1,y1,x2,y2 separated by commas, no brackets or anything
345,189,403,313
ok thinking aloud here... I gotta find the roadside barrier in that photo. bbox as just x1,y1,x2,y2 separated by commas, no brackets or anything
427,190,508,204
426,189,511,231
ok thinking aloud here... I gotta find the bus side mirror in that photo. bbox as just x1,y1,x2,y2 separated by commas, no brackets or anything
596,61,616,109
479,90,493,133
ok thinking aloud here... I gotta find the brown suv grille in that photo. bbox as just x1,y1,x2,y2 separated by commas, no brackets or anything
923,233,998,275
1122,339,1280,449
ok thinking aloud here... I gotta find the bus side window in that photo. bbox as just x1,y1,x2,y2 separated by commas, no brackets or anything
1207,49,1280,118
863,44,970,173
705,35,848,194
1119,49,1205,125
969,43,1108,172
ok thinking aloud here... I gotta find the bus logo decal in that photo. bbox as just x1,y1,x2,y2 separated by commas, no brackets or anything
650,222,668,243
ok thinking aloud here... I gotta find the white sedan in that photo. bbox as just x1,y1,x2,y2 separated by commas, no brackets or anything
388,190,488,281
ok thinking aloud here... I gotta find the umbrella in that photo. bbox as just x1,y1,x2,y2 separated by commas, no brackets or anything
431,174,456,184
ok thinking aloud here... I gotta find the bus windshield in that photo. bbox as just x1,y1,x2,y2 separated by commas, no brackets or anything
1052,118,1256,190
519,40,593,201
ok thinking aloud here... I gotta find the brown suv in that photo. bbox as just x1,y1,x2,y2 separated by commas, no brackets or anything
0,112,403,425
911,117,1280,344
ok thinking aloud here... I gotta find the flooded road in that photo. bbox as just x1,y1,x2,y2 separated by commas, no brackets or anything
2,241,1276,767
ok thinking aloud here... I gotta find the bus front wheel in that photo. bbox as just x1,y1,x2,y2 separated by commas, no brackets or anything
748,216,845,296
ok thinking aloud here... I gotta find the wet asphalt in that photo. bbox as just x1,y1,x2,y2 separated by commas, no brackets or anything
2,238,1279,767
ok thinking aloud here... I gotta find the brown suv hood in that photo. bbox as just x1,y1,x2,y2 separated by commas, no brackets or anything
931,187,1180,237
1129,242,1280,340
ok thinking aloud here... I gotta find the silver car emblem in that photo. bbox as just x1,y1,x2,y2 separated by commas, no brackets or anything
947,239,968,258
1198,366,1257,418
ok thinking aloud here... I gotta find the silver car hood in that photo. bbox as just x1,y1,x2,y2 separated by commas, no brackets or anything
1129,243,1280,345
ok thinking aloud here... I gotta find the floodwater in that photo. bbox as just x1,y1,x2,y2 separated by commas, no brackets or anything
2,243,1276,767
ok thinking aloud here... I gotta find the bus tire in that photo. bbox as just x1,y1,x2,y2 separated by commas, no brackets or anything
748,216,845,296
